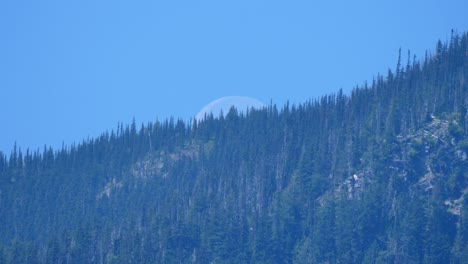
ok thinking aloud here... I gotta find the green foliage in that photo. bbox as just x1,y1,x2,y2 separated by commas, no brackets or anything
0,32,467,263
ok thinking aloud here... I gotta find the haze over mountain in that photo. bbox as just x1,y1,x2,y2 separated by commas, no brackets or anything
0,32,467,263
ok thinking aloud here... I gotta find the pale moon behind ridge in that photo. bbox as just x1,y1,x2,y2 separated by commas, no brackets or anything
196,96,265,121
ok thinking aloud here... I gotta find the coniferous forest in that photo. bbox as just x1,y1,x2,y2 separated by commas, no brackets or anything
1,32,468,263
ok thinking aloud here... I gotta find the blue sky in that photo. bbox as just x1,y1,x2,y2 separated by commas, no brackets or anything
1,0,467,154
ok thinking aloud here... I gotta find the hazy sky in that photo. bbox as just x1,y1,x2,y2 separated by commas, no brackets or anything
1,0,467,154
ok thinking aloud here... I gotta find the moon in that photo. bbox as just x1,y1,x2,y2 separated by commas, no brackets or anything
196,96,265,121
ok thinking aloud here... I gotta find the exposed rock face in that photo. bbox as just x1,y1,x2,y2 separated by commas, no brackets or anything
132,144,199,180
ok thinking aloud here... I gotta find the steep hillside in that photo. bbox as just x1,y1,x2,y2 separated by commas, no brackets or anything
0,32,467,263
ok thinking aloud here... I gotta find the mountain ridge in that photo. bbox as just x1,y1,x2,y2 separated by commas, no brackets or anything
0,32,467,263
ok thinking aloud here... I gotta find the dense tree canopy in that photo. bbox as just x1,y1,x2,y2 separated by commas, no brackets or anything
0,32,467,263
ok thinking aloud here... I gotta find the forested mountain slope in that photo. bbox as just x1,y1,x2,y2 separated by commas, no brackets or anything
0,32,467,263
